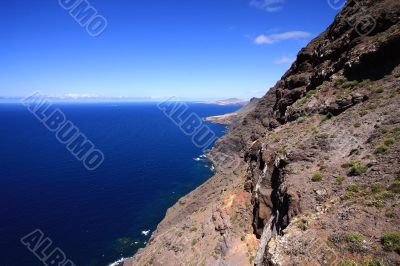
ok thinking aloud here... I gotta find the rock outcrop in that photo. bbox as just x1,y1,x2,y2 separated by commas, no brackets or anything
124,0,400,265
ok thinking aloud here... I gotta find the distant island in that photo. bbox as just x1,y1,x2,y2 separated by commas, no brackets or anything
200,98,249,106
204,97,260,125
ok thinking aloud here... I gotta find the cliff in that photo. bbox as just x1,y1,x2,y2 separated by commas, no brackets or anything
124,0,400,265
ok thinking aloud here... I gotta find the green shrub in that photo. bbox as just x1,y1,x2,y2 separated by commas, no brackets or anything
375,144,389,154
384,137,395,146
381,232,400,253
374,87,384,93
346,232,364,252
353,122,362,128
336,176,345,185
312,171,323,182
349,161,368,175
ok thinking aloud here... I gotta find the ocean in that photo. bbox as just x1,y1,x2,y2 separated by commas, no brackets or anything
0,102,240,266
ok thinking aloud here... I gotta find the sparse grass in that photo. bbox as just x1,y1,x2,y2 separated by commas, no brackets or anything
349,161,368,175
374,87,384,94
346,232,364,252
306,89,317,98
312,171,323,182
359,79,371,86
321,113,333,123
336,176,345,185
249,255,255,264
342,80,359,89
375,144,389,154
385,209,394,218
366,258,390,266
381,232,400,253
341,260,357,266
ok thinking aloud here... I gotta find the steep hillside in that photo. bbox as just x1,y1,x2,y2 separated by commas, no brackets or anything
124,0,400,265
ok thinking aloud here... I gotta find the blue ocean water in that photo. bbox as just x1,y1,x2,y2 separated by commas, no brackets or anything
0,102,239,266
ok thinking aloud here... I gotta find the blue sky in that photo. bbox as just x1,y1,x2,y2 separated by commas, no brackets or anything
0,0,339,100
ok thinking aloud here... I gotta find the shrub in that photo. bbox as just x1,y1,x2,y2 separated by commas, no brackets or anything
389,180,400,193
347,184,362,193
381,232,400,253
353,122,362,128
346,232,364,252
336,176,345,185
373,199,385,208
349,161,368,175
385,209,394,218
374,87,384,93
384,137,395,146
312,171,323,182
371,182,384,193
375,144,389,154
297,219,308,231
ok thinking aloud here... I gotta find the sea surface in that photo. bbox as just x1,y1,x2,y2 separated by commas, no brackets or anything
0,102,240,266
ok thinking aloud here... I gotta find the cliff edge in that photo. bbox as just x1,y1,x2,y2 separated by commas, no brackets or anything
124,0,400,265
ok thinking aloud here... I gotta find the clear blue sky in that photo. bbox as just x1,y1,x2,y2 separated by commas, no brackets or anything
0,0,339,100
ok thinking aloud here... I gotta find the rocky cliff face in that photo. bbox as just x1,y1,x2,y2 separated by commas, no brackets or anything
124,0,400,265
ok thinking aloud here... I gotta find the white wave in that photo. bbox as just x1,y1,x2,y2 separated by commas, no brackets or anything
141,230,151,236
109,257,126,266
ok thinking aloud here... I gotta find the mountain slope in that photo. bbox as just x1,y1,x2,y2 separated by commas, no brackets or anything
124,0,400,265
